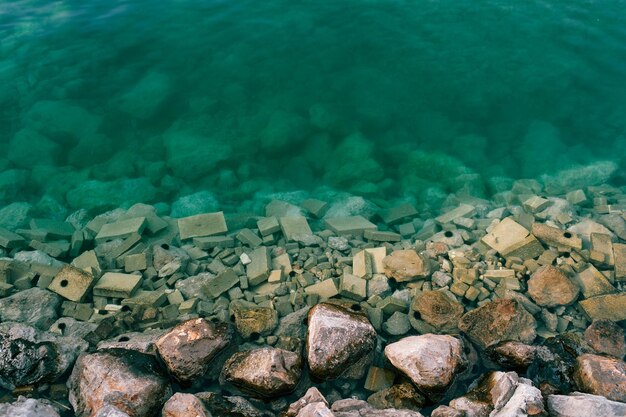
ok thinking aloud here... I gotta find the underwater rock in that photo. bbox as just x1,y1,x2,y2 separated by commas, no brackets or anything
170,191,220,218
385,334,466,394
8,128,60,168
0,202,33,230
260,110,308,153
0,397,61,417
66,178,159,211
382,250,430,282
485,341,538,371
195,392,266,417
458,299,537,349
367,382,426,411
67,349,172,417
161,393,210,417
94,405,131,417
116,71,172,120
542,161,618,194
331,398,425,417
221,347,302,398
306,302,377,380
412,290,464,332
155,318,233,383
285,387,329,417
0,169,28,202
0,322,87,390
430,405,465,417
232,304,278,339
25,100,101,145
163,129,233,181
0,288,61,329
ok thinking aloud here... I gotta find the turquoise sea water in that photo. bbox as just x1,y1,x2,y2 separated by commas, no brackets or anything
1,0,626,216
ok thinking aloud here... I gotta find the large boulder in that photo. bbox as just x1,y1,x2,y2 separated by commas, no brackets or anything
527,266,579,307
306,303,377,380
384,334,466,393
155,318,233,383
221,347,302,398
547,392,626,417
573,354,626,403
0,288,61,329
0,322,87,390
67,349,172,417
458,299,536,349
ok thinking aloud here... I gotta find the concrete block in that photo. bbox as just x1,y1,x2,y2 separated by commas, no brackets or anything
339,273,367,301
236,228,263,247
0,227,25,248
272,253,292,276
178,212,227,240
614,243,626,281
71,250,101,276
30,218,75,239
95,217,147,243
257,216,280,236
363,230,401,242
532,223,582,250
353,247,386,278
397,222,416,238
590,233,614,265
268,269,284,283
122,290,168,308
379,203,418,225
522,196,550,213
300,199,329,218
193,235,235,249
500,235,545,260
324,216,377,236
279,216,312,241
30,240,70,258
48,265,94,302
435,204,475,224
482,217,530,254
247,246,271,286
566,189,587,205
304,278,338,299
579,293,626,321
377,297,407,315
573,264,616,298
124,252,149,272
93,272,142,298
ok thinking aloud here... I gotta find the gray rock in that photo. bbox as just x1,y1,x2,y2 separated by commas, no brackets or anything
0,202,32,230
94,405,131,417
68,349,172,417
0,322,87,390
328,236,350,251
307,303,377,380
98,329,166,355
195,391,267,417
297,402,335,417
331,398,425,417
382,311,411,336
547,392,626,417
385,334,466,394
286,387,328,417
221,347,302,398
14,250,65,266
598,214,626,241
0,397,61,417
276,307,310,339
0,288,61,329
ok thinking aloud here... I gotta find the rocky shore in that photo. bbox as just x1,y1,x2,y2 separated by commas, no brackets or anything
0,178,626,417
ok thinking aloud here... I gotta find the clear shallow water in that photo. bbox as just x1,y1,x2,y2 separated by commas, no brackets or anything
1,0,626,215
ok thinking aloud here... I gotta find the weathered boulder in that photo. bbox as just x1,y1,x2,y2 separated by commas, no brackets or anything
0,397,61,417
306,303,377,380
0,322,87,390
384,334,466,393
412,290,464,332
547,392,626,417
458,299,536,349
162,393,210,417
527,266,579,307
382,250,430,282
155,318,233,383
584,320,626,359
67,349,172,417
221,347,302,398
367,382,426,411
0,288,61,329
573,353,626,403
485,341,538,371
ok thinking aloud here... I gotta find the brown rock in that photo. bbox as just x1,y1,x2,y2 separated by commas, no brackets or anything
430,405,465,417
221,347,302,398
384,334,466,393
485,341,538,370
584,320,626,359
67,349,172,417
233,305,278,339
162,393,210,417
382,250,430,282
412,290,464,331
527,266,579,307
459,299,537,349
306,303,377,380
285,387,328,417
573,353,626,403
155,318,233,383
367,382,426,411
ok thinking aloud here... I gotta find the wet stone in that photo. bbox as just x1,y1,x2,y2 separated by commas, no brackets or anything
573,353,626,403
68,348,172,417
300,199,329,219
47,264,94,302
233,304,278,339
155,318,233,383
206,268,239,298
527,265,580,307
0,397,61,417
247,246,271,286
578,292,626,321
280,215,313,242
384,334,466,393
93,272,142,298
162,393,210,417
486,341,538,371
459,298,537,349
221,347,302,398
95,217,146,243
584,320,626,359
0,287,61,329
547,392,626,417
573,264,616,298
306,302,377,380
367,382,426,411
412,290,464,332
